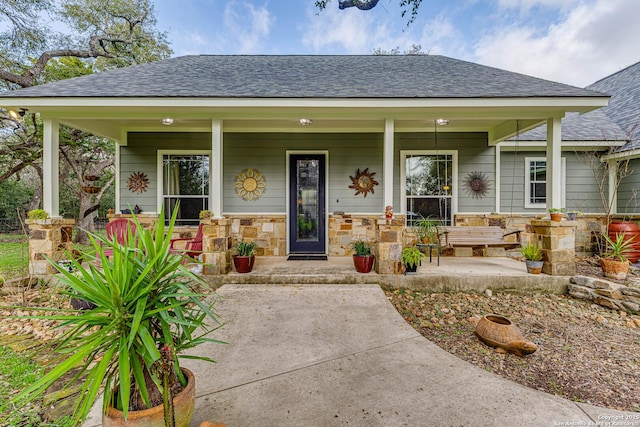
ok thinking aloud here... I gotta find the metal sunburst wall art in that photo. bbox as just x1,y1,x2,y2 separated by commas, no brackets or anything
234,168,266,201
127,171,149,194
463,171,491,199
349,168,379,198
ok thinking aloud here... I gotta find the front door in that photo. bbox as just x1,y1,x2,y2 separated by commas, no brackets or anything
289,154,326,254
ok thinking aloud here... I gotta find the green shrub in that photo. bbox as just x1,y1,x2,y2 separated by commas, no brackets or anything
520,242,543,261
27,209,49,220
350,239,372,256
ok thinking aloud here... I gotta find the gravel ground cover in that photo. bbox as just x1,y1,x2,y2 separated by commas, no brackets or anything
386,258,640,413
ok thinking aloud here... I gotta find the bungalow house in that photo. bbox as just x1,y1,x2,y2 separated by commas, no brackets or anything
0,55,613,275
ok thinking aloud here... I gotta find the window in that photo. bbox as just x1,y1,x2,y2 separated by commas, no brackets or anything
403,151,456,226
524,157,565,209
160,152,210,225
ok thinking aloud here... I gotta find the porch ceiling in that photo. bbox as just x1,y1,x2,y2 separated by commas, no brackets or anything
4,96,608,145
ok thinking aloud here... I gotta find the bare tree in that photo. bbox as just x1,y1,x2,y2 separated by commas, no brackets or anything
316,0,424,25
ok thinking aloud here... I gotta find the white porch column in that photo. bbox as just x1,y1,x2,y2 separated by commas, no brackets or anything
608,159,618,214
211,119,223,217
495,144,501,213
546,117,563,210
42,119,60,217
383,119,394,209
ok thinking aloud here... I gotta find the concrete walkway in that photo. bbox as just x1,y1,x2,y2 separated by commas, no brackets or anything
175,284,635,427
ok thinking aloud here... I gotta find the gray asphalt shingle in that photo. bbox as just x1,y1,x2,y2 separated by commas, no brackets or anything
0,55,605,99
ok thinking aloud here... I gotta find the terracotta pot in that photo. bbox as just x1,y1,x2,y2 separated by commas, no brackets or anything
525,260,543,274
475,314,538,356
103,368,195,427
233,255,255,273
352,255,375,273
549,213,563,222
600,258,629,280
608,222,640,263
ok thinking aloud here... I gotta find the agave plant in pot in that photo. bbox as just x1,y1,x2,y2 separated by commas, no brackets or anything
13,209,223,427
233,240,257,273
350,239,375,273
520,242,544,274
600,233,634,280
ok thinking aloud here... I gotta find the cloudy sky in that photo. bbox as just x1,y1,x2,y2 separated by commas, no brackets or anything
153,0,640,88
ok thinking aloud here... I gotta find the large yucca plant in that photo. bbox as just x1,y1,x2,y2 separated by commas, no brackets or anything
13,208,223,425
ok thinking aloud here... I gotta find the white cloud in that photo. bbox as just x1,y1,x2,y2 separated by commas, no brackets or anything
223,1,274,54
300,6,380,53
474,0,640,86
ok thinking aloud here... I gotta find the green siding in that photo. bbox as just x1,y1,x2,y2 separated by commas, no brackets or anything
394,132,495,213
500,151,604,214
618,158,640,214
224,133,383,213
121,133,213,212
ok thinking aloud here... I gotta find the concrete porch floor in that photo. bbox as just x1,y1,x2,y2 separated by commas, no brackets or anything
203,256,570,294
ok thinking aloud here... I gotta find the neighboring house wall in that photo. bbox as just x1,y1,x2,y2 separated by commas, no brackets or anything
500,151,603,213
618,158,640,214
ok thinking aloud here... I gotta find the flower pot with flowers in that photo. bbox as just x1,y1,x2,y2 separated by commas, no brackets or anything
520,242,544,274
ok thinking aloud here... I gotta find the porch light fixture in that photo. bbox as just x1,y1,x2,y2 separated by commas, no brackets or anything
9,108,27,119
161,118,174,125
299,118,313,126
436,118,450,126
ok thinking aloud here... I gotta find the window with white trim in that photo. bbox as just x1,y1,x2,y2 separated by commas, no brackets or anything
524,157,566,209
160,152,210,225
403,151,455,226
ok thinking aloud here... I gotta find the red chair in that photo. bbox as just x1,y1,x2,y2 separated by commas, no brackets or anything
101,218,139,258
170,223,204,259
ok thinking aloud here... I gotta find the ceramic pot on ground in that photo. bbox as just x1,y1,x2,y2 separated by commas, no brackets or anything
103,368,195,427
352,255,375,273
233,255,255,273
525,260,544,274
608,221,640,263
475,314,538,357
600,258,629,280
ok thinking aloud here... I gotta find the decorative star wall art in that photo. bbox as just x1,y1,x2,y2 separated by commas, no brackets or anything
349,168,378,198
234,168,266,201
463,171,491,199
127,172,149,194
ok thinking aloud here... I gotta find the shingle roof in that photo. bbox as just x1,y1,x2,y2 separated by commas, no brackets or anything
587,61,640,135
513,111,627,142
0,55,606,99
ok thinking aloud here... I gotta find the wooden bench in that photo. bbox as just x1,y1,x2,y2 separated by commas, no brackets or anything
438,226,522,250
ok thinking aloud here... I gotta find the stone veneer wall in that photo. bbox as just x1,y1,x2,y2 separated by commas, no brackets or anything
228,215,286,256
329,214,379,256
26,218,76,275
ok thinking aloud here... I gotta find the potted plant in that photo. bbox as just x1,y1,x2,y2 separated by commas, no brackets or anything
199,209,212,219
520,242,544,274
600,233,634,280
27,209,49,221
13,209,222,427
415,215,439,243
566,210,582,221
402,246,424,274
233,240,257,273
350,239,375,273
548,208,564,222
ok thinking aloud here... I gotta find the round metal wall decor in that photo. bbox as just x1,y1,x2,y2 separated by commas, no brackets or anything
234,168,266,201
349,168,378,198
127,172,149,194
463,171,491,199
